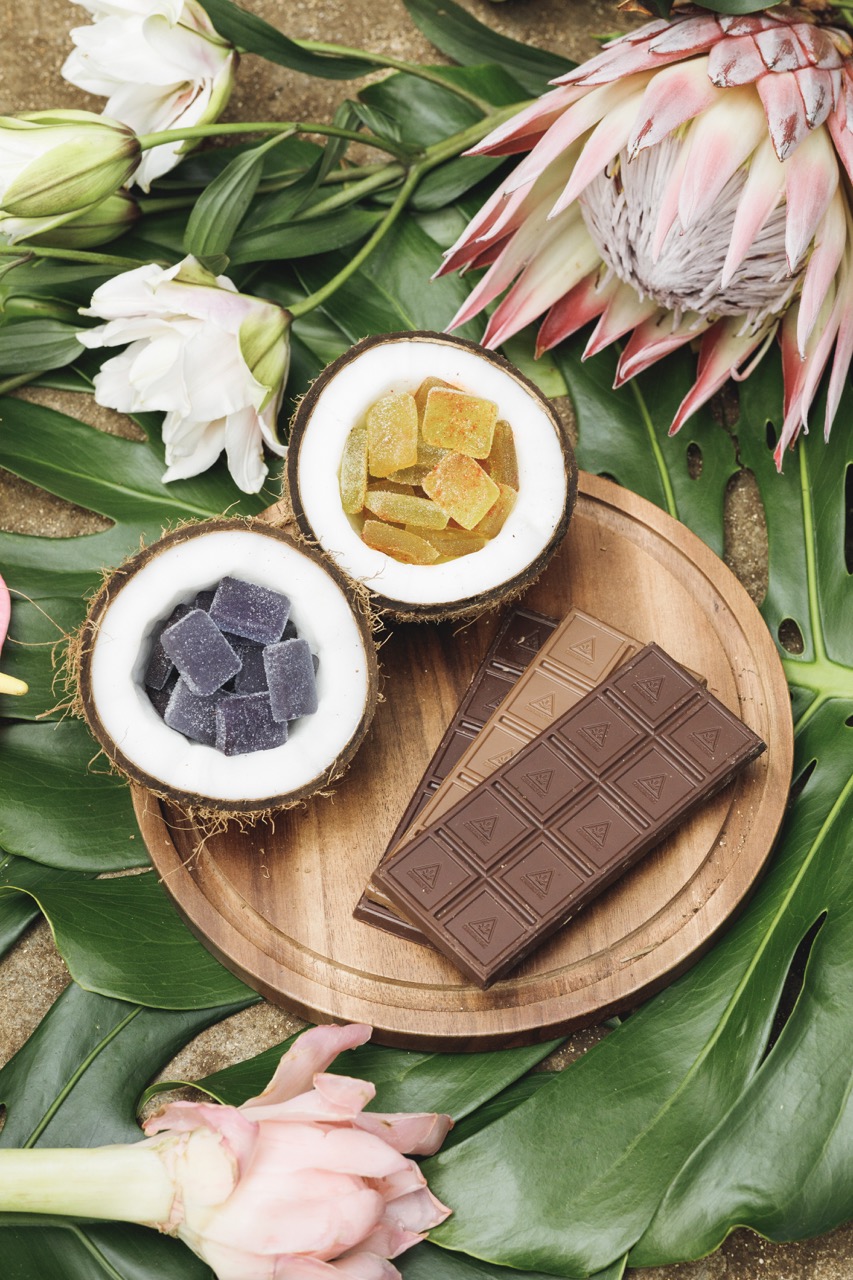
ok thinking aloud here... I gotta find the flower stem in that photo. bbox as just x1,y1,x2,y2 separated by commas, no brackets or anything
0,371,42,396
0,1146,174,1225
293,164,406,220
296,40,492,112
137,121,415,163
0,243,143,269
289,167,421,318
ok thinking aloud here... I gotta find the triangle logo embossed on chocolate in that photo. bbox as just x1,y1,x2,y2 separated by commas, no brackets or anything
466,815,498,843
466,917,497,946
408,863,441,892
692,726,721,756
516,629,541,653
484,695,505,712
488,750,514,768
634,773,666,801
525,768,554,796
523,868,554,897
580,721,609,749
570,637,596,662
528,693,555,718
581,820,610,847
634,675,665,703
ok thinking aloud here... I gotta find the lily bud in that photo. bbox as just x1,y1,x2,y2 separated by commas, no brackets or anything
0,190,138,248
0,110,139,219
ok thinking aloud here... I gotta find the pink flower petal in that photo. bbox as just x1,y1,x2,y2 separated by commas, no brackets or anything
755,25,807,72
784,124,839,271
547,89,646,216
757,69,809,160
0,574,10,654
465,85,585,157
628,57,718,156
535,271,615,355
354,1109,453,1156
381,1184,452,1234
668,318,769,436
615,313,710,387
795,66,836,130
676,88,766,232
242,1025,372,1110
708,34,765,88
721,135,786,288
583,282,659,359
331,1255,402,1280
797,189,846,353
827,94,853,183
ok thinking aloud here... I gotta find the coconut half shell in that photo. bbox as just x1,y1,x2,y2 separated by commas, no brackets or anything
76,519,379,817
287,331,577,621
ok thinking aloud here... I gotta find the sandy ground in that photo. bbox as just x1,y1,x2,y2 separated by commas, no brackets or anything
0,2,849,1277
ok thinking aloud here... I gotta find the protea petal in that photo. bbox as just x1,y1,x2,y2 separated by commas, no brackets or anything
775,289,838,464
647,15,721,56
798,24,846,71
583,281,659,358
758,69,810,160
547,89,648,216
784,123,839,270
628,57,718,157
483,218,600,347
721,135,786,288
535,270,615,355
797,189,846,353
708,33,765,87
553,16,718,88
827,93,853,182
668,318,769,436
465,85,585,158
677,88,766,231
614,311,711,387
755,25,806,73
825,225,853,434
795,66,837,130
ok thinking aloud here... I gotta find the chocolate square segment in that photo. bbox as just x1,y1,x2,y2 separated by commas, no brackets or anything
558,696,642,768
669,701,755,771
559,794,642,869
502,742,586,820
612,648,695,725
612,747,697,821
546,614,630,681
445,791,528,868
444,890,528,971
501,842,585,917
384,836,475,911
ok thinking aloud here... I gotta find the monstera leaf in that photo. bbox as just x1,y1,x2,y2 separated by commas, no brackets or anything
422,349,853,1276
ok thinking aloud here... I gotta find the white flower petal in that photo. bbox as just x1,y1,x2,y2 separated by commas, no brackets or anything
224,407,269,494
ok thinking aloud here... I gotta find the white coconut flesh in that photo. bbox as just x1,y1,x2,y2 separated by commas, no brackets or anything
294,338,569,608
87,529,372,805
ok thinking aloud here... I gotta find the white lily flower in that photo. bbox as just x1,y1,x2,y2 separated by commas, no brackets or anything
63,0,236,191
79,256,291,494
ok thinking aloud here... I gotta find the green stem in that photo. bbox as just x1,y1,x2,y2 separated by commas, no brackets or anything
137,120,414,162
0,371,42,396
289,166,421,318
293,164,406,220
421,101,531,168
296,40,492,112
0,244,142,269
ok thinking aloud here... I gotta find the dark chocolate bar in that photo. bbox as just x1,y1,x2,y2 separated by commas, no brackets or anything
353,605,559,940
359,608,644,940
373,644,766,986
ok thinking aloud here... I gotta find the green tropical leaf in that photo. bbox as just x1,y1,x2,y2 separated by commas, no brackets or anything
0,861,254,1008
198,0,379,77
0,854,43,961
401,0,572,95
3,1221,212,1280
229,207,383,264
423,355,853,1276
0,321,83,374
183,134,300,259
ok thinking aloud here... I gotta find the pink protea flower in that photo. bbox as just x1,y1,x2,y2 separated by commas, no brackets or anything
0,1024,452,1280
440,4,853,467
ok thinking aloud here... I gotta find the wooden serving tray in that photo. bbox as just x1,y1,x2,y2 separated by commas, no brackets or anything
134,473,793,1050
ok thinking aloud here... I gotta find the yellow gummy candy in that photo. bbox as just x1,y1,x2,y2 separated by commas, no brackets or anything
475,482,517,539
364,490,449,529
421,387,498,459
339,425,368,514
413,376,454,422
486,421,519,488
413,527,487,559
367,392,418,478
362,519,439,564
422,453,500,530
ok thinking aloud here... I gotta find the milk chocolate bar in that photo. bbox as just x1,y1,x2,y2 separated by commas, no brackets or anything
353,605,559,941
373,644,766,986
360,608,643,940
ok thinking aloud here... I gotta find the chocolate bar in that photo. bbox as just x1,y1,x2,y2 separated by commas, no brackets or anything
353,605,559,941
360,608,644,940
373,644,766,986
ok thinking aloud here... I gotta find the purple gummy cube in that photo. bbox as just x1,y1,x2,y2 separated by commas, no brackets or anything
164,678,223,746
215,692,288,756
264,638,319,723
209,576,290,645
194,589,216,612
148,669,178,719
229,635,268,694
283,618,298,640
161,608,241,696
144,603,191,690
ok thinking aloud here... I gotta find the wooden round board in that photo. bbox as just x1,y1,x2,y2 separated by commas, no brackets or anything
134,473,793,1050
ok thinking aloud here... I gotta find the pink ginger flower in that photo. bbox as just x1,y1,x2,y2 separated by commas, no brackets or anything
0,572,27,697
141,1023,452,1279
441,4,853,467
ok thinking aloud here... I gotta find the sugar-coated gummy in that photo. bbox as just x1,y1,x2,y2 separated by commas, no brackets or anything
145,603,191,690
422,453,500,530
215,692,288,756
148,669,178,718
363,489,449,530
361,519,439,565
264,638,319,722
421,387,498,459
209,576,290,645
194,588,216,612
164,678,223,747
229,635,268,694
366,393,418,478
340,424,368,514
161,608,242,696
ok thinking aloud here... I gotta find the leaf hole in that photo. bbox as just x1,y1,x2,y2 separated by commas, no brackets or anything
789,757,817,806
766,419,778,451
724,470,769,606
840,463,845,573
686,442,703,479
846,714,853,728
761,912,827,1064
778,617,805,654
597,471,618,483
